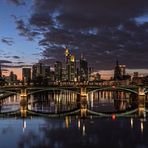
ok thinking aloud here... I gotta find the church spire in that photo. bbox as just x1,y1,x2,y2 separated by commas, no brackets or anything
116,58,119,66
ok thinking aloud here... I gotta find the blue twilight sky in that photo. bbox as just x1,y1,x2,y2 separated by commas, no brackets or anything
0,0,40,66
0,0,148,79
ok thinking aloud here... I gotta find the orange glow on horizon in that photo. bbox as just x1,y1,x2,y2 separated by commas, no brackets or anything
2,68,22,80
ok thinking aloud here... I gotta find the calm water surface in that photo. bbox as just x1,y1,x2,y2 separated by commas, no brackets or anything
0,90,147,148
0,116,148,148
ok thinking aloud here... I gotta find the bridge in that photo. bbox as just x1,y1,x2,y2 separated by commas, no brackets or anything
0,83,147,118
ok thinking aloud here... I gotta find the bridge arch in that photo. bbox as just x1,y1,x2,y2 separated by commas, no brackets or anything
144,90,148,94
87,86,138,95
87,108,138,117
27,87,80,96
0,89,20,99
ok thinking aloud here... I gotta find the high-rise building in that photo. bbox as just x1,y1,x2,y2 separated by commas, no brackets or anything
32,64,37,80
114,59,122,80
55,61,62,81
119,65,126,76
80,54,88,82
70,55,76,81
32,63,50,79
22,68,31,84
42,65,50,77
36,63,43,76
64,47,76,81
22,68,31,83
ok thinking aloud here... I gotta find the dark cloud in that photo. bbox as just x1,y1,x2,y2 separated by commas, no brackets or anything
14,0,148,69
7,0,25,6
12,56,20,59
16,61,24,64
13,17,39,41
4,55,21,59
29,13,53,27
1,37,14,46
0,60,12,64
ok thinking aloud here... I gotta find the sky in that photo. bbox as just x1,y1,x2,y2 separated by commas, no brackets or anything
0,0,148,79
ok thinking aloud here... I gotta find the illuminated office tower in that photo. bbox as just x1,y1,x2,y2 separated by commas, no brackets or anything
64,47,76,81
70,55,76,81
80,54,88,82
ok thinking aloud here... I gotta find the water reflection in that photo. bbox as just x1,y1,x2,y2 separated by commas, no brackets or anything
0,95,20,113
0,116,147,148
28,91,78,113
88,91,138,112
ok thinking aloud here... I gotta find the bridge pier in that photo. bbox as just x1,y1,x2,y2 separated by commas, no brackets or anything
80,87,88,118
20,88,27,118
138,87,146,118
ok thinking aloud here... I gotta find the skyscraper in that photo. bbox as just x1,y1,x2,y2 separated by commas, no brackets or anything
55,61,62,81
114,59,122,80
42,65,50,78
70,55,76,81
32,64,37,80
22,68,31,84
80,54,88,82
64,47,76,81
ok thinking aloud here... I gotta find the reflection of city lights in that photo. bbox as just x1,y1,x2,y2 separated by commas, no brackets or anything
112,114,116,120
82,124,86,136
65,116,69,129
130,118,133,128
69,116,72,124
78,119,81,129
90,115,92,119
23,120,26,132
140,121,144,134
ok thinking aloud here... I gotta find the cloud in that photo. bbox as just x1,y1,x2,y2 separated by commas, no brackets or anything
7,0,25,6
13,17,39,41
29,13,53,28
16,61,24,64
12,56,20,59
13,0,148,69
1,37,14,46
0,60,12,64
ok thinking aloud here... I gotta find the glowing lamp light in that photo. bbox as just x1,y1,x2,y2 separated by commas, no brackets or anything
112,114,116,120
112,85,116,89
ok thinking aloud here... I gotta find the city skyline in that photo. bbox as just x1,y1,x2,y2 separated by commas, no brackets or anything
1,46,148,80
